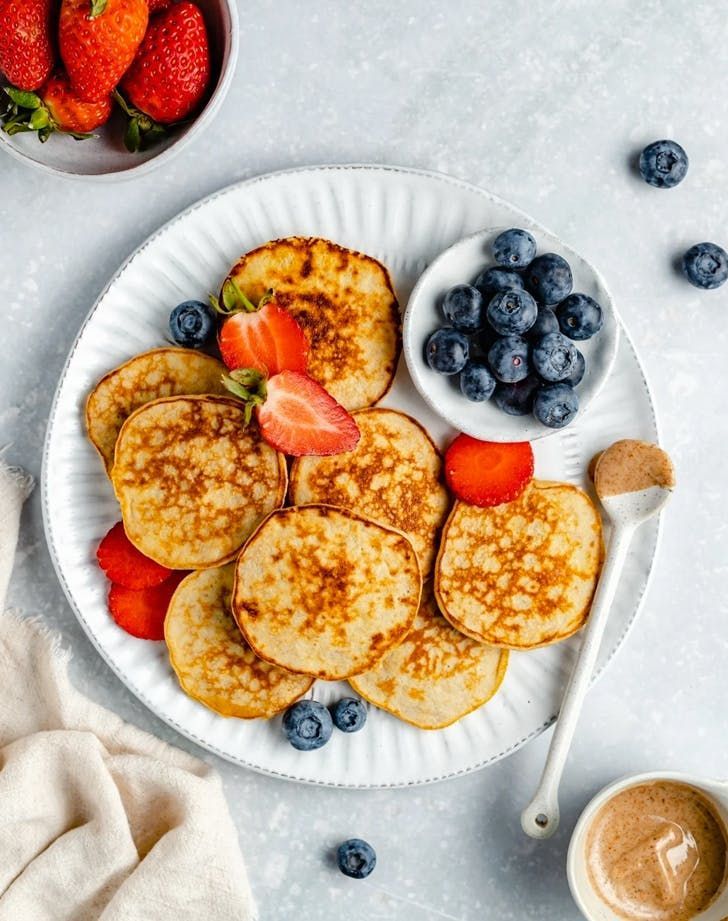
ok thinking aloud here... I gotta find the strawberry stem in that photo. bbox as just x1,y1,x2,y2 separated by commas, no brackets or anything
210,281,274,317
113,90,169,153
222,370,268,425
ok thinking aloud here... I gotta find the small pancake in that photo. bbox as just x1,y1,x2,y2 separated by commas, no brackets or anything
435,481,603,649
289,409,449,576
112,395,286,569
165,565,313,718
350,583,508,730
233,505,422,680
86,348,227,472
223,237,401,410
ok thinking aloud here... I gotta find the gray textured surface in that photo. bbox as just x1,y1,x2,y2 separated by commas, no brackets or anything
2,1,727,918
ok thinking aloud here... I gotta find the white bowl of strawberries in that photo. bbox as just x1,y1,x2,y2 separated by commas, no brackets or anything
0,0,238,180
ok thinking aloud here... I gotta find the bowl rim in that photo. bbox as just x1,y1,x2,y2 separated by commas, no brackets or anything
402,225,621,442
0,0,240,182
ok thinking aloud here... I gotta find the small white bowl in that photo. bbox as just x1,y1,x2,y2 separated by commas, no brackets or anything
567,770,728,921
403,227,620,442
0,0,238,181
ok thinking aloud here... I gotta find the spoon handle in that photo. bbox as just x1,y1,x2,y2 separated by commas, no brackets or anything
521,524,634,839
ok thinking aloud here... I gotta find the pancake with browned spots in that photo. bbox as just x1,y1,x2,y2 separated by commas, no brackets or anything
350,583,508,729
86,348,228,473
435,481,603,649
112,395,287,570
222,237,401,410
232,505,422,680
165,565,313,718
289,409,449,576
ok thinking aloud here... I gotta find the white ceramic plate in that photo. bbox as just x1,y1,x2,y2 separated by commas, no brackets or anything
42,165,660,787
404,227,620,441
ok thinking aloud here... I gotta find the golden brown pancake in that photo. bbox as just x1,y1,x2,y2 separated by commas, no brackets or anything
222,237,401,410
86,348,227,472
165,565,313,718
435,481,603,649
112,395,286,569
350,583,508,729
289,408,449,576
232,505,422,680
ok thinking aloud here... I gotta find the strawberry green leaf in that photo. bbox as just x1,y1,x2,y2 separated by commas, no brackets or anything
89,0,108,18
124,118,142,153
4,87,41,109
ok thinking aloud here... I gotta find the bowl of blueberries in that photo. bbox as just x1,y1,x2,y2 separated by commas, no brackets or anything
403,226,620,441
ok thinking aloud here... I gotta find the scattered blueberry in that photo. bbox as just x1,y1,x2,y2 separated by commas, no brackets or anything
460,360,496,401
425,328,469,374
486,288,538,336
525,253,573,305
493,375,540,415
639,140,689,189
492,228,537,269
337,839,377,879
169,300,216,349
682,242,728,290
282,700,333,751
533,383,579,428
441,284,484,331
528,307,560,340
556,293,604,340
564,348,586,387
473,266,524,299
331,698,367,733
532,332,579,382
488,335,530,383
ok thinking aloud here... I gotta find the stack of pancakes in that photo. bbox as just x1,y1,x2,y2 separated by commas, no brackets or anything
86,237,603,730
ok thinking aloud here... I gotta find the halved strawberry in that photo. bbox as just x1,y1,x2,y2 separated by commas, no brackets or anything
212,282,308,376
97,521,171,588
444,435,534,507
223,368,360,457
108,570,187,640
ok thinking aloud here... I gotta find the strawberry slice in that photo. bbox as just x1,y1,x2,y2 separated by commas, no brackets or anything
97,522,171,589
108,571,188,640
224,368,360,456
214,283,308,376
444,435,534,507
260,371,360,456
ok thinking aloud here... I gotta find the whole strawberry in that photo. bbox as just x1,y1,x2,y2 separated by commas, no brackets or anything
59,0,148,102
0,0,55,91
116,1,210,151
2,72,111,140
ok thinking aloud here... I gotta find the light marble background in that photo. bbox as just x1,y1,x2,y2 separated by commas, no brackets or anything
2,1,727,918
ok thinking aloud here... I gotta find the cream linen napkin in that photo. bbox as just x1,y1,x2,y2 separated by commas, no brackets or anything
0,460,257,921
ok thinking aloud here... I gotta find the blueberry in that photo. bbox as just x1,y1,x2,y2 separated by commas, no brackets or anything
425,328,469,374
442,284,484,331
331,698,367,733
682,242,728,290
564,348,586,387
528,307,559,340
337,839,376,879
533,383,579,428
169,300,216,348
493,375,540,415
460,360,496,402
639,140,689,189
488,335,530,383
282,700,333,751
525,253,573,305
556,293,603,340
486,288,538,336
492,228,537,269
532,332,579,382
473,266,524,299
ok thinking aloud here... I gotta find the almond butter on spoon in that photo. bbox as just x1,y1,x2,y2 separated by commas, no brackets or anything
521,440,675,840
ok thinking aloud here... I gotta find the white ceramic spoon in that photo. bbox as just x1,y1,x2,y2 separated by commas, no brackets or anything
521,440,676,840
